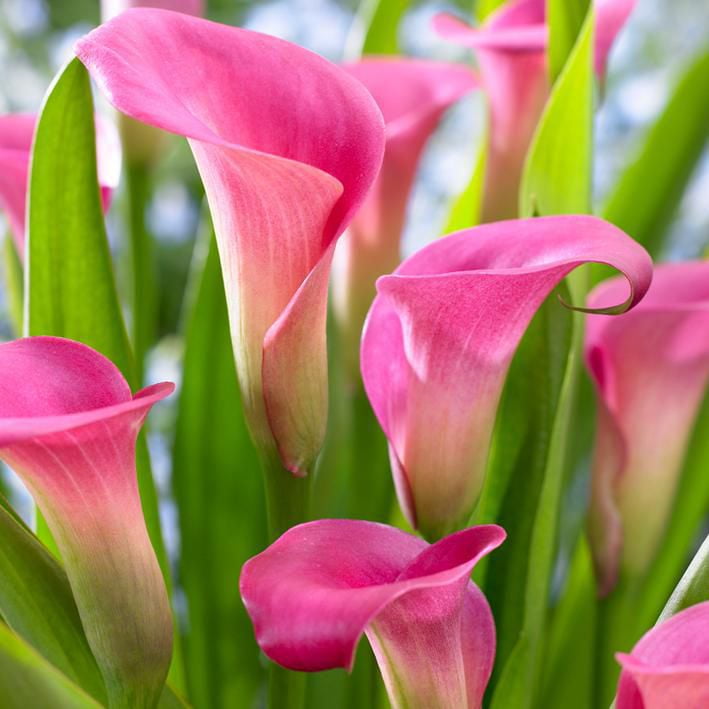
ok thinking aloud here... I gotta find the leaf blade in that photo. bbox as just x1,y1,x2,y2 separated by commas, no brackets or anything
172,231,267,707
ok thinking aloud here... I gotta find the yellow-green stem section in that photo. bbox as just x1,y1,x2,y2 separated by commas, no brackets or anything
260,450,311,709
594,577,643,708
261,450,311,541
126,161,157,385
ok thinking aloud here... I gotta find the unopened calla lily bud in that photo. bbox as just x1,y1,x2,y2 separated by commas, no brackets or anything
332,59,478,377
76,10,384,476
0,337,173,708
241,520,505,709
586,262,709,595
361,216,651,540
434,0,635,223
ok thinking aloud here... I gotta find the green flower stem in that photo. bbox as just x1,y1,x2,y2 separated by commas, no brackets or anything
594,577,644,708
260,450,311,709
346,385,393,522
260,449,312,541
268,664,306,709
3,235,23,335
125,160,157,384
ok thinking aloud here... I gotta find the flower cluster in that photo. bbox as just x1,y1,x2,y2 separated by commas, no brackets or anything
0,0,707,708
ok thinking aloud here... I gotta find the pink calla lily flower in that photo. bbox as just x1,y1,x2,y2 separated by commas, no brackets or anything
332,59,478,375
76,9,385,475
0,336,174,707
0,112,120,259
615,601,709,708
101,0,203,20
434,0,635,223
585,262,709,595
361,215,652,540
240,520,505,708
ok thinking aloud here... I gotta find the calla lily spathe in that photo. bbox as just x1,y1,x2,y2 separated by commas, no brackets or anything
76,9,385,475
101,0,202,20
434,0,635,223
615,601,709,708
361,215,652,540
586,262,709,595
240,520,505,709
0,337,173,708
332,59,478,376
0,113,120,258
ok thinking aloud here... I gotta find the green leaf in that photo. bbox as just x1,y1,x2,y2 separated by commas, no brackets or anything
172,230,267,708
658,533,709,623
476,0,505,21
601,48,709,258
485,10,595,706
2,236,23,335
547,0,590,82
538,537,596,709
0,623,101,709
26,56,180,689
26,58,134,377
520,9,594,216
124,161,158,384
345,0,409,58
0,497,106,702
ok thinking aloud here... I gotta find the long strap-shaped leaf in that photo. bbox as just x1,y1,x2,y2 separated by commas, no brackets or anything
0,621,101,709
345,0,410,59
172,231,267,708
476,0,506,21
601,49,709,258
548,0,590,82
0,497,105,702
2,237,23,335
483,7,594,707
659,533,709,623
25,56,168,592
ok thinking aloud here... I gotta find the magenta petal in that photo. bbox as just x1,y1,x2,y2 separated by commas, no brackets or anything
76,10,385,472
595,0,636,77
586,262,709,594
240,520,505,707
0,113,120,258
0,337,174,704
333,59,478,374
616,601,709,709
361,216,652,539
0,114,34,251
